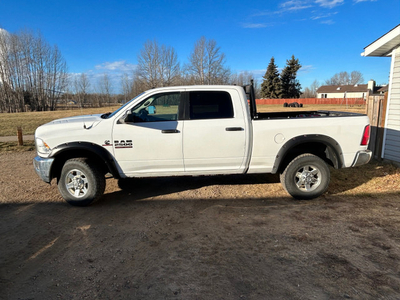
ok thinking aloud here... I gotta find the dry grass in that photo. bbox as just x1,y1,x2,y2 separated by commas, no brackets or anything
329,159,400,197
0,106,120,136
0,141,36,152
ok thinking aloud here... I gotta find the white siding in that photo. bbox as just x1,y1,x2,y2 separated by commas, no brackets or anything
317,92,365,99
383,46,400,163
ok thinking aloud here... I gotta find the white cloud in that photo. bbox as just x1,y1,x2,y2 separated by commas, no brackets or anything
354,0,377,2
95,60,136,72
299,65,315,73
320,19,335,24
241,23,271,28
315,0,344,8
280,0,313,11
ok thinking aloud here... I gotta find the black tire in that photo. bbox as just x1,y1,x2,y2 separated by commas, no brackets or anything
58,158,105,206
300,103,303,108
280,154,330,200
283,102,288,107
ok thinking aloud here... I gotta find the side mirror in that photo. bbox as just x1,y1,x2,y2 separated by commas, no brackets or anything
118,110,132,124
125,110,133,123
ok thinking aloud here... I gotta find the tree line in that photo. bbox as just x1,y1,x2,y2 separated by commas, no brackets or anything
0,30,68,112
0,27,367,112
0,29,259,112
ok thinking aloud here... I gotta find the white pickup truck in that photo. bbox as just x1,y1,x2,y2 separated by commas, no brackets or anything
33,83,372,206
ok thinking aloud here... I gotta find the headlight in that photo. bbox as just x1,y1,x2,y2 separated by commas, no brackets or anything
35,138,51,154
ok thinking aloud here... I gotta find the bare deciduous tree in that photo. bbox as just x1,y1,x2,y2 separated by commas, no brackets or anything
325,71,364,85
301,79,320,98
185,37,230,85
136,40,180,89
0,29,68,112
96,73,112,106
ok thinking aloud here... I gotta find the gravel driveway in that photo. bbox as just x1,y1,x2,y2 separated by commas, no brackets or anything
1,151,400,299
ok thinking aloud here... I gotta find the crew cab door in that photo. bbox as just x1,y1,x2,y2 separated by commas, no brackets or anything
183,89,248,173
112,92,184,176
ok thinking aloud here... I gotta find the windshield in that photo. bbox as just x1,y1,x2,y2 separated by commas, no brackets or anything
106,92,145,119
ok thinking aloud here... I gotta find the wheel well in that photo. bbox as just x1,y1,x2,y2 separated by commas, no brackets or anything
51,149,113,182
276,141,340,174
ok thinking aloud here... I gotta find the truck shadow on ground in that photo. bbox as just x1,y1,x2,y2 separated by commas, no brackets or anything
98,161,389,205
104,173,281,202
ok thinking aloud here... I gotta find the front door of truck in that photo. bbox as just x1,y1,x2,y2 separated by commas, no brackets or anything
112,92,184,176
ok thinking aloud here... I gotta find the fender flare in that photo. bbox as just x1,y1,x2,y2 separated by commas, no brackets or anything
271,134,344,174
49,142,120,178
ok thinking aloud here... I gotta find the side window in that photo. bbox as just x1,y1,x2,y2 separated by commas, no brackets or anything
129,92,181,123
189,91,234,120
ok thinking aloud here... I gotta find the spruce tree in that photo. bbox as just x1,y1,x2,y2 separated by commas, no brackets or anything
261,57,281,98
280,55,302,99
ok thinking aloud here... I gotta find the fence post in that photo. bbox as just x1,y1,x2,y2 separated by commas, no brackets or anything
17,127,23,146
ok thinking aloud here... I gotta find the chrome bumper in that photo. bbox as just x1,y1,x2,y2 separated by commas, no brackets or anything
352,150,372,167
33,156,55,183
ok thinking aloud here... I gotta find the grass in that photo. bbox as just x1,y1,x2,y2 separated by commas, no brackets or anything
0,141,36,152
329,159,400,196
0,106,120,137
0,104,366,137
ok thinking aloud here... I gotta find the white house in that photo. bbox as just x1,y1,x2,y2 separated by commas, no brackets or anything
362,24,400,164
316,80,387,99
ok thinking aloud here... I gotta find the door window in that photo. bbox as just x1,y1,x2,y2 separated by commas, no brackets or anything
129,92,181,123
189,91,234,120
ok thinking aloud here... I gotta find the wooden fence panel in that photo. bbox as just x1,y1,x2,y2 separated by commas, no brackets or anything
366,93,388,159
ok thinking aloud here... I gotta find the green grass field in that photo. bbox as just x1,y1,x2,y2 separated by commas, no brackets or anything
0,104,366,137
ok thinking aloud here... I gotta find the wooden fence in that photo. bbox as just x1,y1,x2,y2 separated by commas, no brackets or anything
256,98,365,105
366,93,388,159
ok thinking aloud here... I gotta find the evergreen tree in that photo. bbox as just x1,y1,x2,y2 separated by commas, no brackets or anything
280,55,302,99
260,57,281,98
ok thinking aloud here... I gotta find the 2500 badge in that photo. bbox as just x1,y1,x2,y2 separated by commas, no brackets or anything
114,140,133,149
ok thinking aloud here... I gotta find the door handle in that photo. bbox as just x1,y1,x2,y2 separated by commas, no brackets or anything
225,127,244,131
161,129,180,134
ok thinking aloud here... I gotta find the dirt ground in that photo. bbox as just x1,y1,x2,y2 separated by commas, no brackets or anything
1,151,400,300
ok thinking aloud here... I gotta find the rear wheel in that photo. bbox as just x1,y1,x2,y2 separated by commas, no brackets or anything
58,158,105,206
280,154,330,200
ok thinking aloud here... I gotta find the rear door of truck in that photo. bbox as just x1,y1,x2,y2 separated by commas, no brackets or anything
182,87,249,173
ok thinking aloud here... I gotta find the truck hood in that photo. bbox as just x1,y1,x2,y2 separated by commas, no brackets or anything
46,114,103,128
35,114,105,143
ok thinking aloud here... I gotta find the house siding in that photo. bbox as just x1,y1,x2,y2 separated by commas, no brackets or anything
317,92,366,99
383,46,400,163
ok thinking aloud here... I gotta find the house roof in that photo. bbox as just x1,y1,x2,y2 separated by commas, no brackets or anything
362,24,400,57
317,84,368,93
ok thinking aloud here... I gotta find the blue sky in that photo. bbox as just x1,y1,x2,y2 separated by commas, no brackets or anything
1,0,399,93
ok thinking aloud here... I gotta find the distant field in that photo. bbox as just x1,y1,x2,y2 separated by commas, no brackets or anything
0,106,120,136
0,104,366,137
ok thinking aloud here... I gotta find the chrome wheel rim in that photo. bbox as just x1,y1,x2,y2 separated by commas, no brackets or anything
294,165,321,192
65,169,89,198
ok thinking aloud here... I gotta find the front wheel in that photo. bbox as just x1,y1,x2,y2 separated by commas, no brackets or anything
280,154,330,200
58,158,105,206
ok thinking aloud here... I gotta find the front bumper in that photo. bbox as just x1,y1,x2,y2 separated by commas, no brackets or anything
33,156,55,183
351,150,372,167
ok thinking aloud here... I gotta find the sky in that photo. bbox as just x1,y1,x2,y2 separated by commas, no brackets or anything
1,0,399,93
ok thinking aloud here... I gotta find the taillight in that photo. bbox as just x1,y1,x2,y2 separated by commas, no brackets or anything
361,125,370,146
